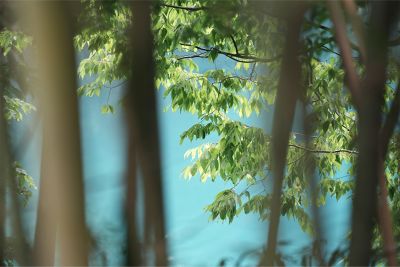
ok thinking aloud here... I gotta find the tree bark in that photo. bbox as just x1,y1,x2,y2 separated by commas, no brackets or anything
26,2,89,265
260,4,306,266
349,2,398,265
127,1,167,265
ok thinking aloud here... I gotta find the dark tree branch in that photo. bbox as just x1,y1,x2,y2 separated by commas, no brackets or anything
230,34,239,55
376,80,400,266
321,45,341,57
288,143,358,154
249,63,257,81
180,43,281,63
176,51,208,60
348,2,399,265
381,80,400,156
341,0,367,62
160,3,207,12
223,54,263,63
329,2,399,265
377,170,397,266
327,1,361,107
103,80,127,90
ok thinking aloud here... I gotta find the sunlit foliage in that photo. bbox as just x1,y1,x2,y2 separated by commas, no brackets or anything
72,1,400,245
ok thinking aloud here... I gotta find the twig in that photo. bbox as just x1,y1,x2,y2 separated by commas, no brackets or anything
180,43,281,63
176,51,208,60
160,3,207,12
288,143,358,154
230,34,239,55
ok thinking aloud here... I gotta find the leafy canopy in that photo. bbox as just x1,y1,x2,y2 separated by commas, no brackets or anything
3,1,400,252
73,0,400,241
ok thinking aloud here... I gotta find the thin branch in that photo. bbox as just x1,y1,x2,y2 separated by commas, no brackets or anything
180,43,281,63
230,34,239,55
287,153,306,166
306,20,361,52
106,87,112,105
160,3,207,12
249,63,257,81
176,51,208,60
212,75,259,86
224,54,262,64
103,80,127,90
321,45,341,57
288,143,358,154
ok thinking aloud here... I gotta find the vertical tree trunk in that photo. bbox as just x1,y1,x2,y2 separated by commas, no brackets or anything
125,143,142,266
32,140,57,265
0,48,7,267
25,2,88,265
0,16,6,264
261,4,306,266
378,81,400,266
349,2,398,265
127,1,167,265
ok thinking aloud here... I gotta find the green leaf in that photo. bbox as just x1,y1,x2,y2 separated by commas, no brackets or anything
101,104,114,114
208,48,218,62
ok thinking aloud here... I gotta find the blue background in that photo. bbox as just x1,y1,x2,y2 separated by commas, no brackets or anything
13,57,351,266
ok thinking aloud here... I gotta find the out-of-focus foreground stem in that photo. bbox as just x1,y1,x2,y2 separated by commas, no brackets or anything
126,1,168,265
20,2,89,265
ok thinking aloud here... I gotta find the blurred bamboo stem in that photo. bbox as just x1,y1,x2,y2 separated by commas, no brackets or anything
341,0,367,62
128,1,168,265
329,2,399,264
0,23,6,265
22,2,89,265
327,0,361,106
378,169,397,266
260,4,306,266
124,143,142,265
377,81,400,266
302,102,325,266
349,2,397,265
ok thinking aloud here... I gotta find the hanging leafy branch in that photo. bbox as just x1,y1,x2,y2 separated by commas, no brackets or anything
73,1,400,264
0,27,36,205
